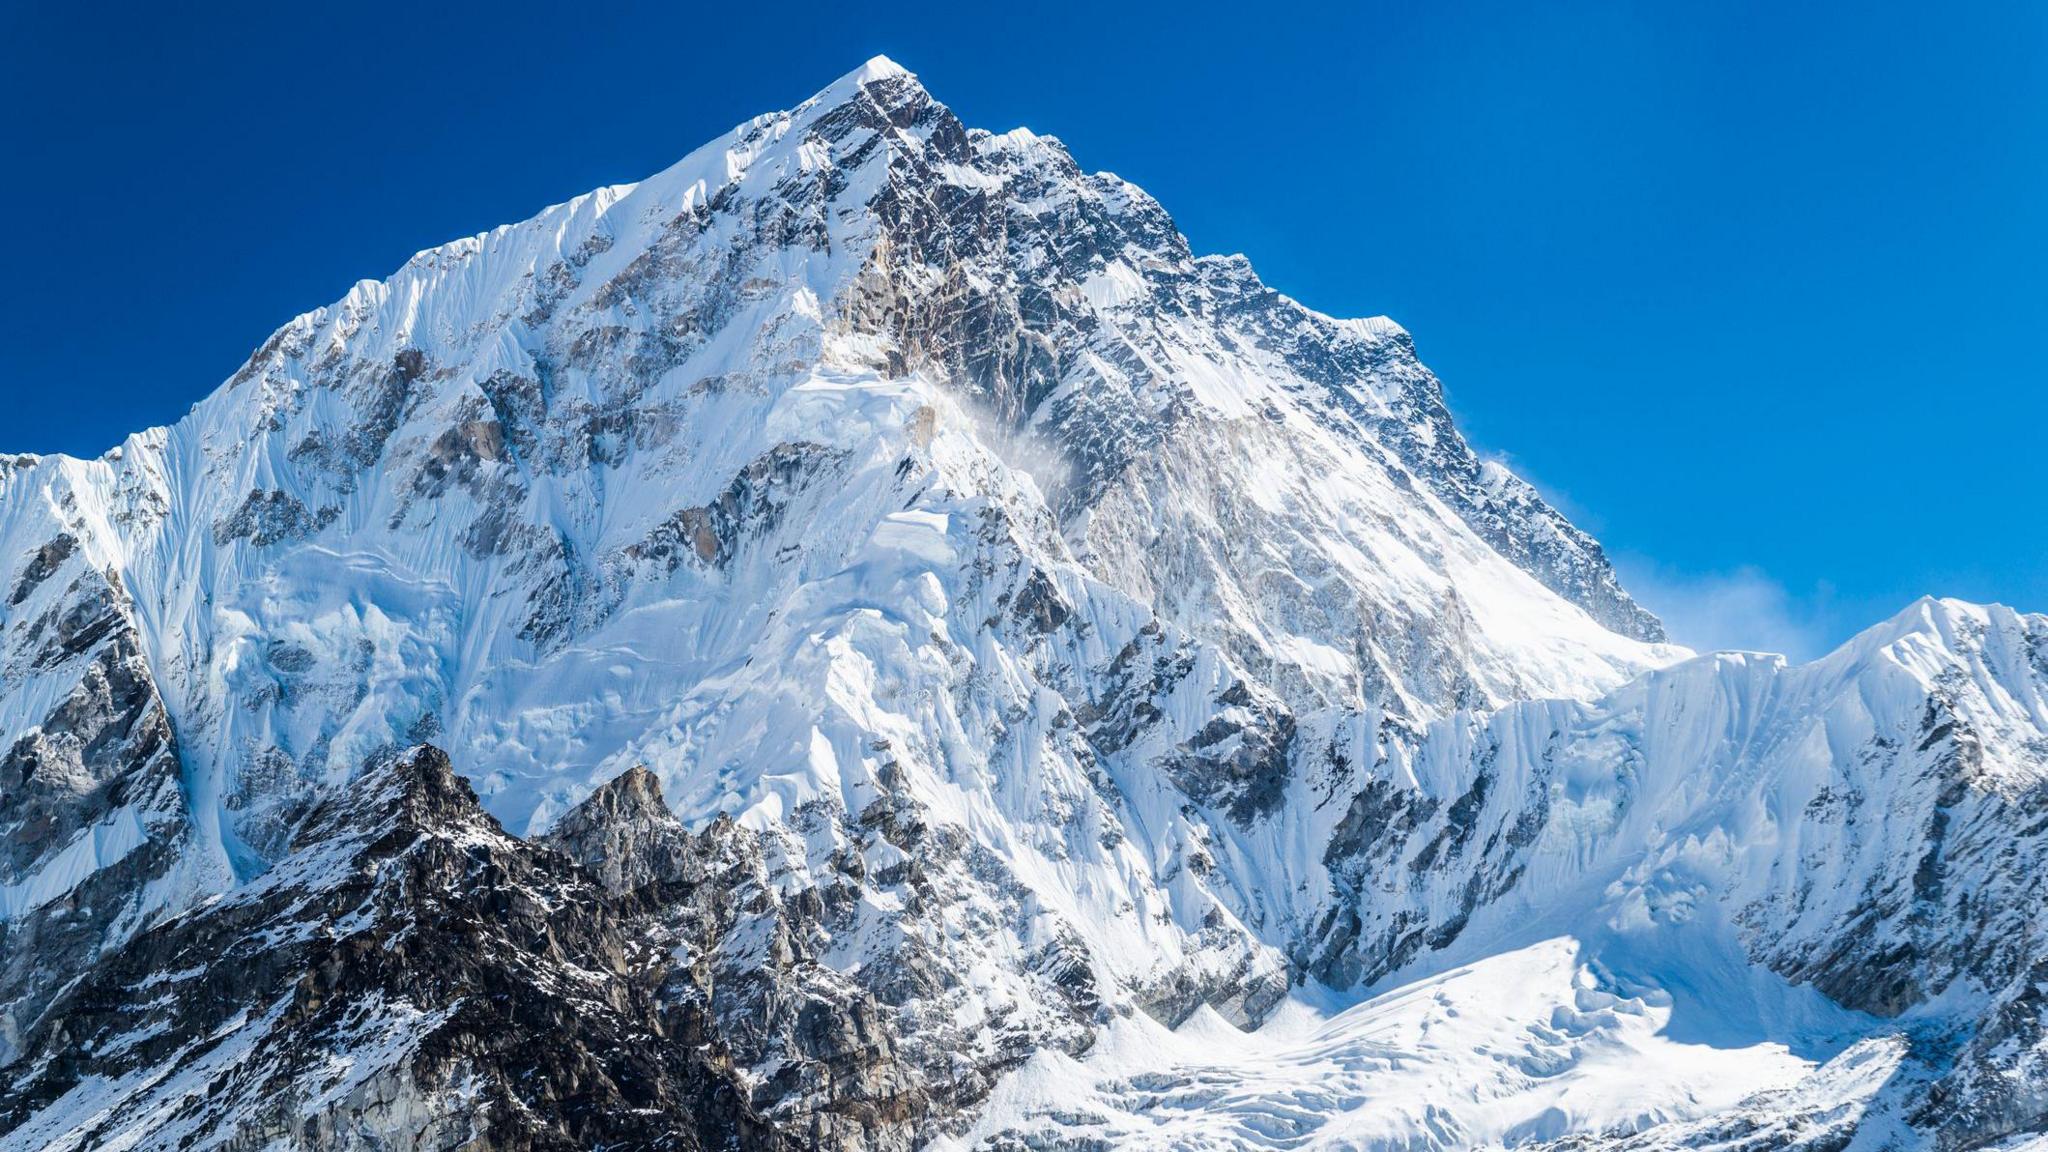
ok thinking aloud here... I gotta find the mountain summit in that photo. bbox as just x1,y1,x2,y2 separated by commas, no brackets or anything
3,60,2044,1152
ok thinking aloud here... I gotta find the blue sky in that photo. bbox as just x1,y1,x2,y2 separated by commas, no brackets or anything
2,1,2040,657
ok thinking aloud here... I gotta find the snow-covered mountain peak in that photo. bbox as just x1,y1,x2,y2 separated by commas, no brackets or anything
2,52,1681,965
804,52,921,107
18,58,2044,1152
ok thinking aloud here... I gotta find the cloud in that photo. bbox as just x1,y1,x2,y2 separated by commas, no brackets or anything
1615,558,1837,663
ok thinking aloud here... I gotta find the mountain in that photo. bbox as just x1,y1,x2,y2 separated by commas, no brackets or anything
961,597,2048,1150
2,57,2043,1151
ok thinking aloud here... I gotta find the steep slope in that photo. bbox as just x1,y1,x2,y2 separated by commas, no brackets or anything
0,475,231,1062
1,55,2041,1152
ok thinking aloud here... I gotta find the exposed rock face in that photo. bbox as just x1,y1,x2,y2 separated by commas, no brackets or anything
543,762,699,892
2,747,782,1152
0,56,2043,1152
544,766,995,1151
0,546,214,1067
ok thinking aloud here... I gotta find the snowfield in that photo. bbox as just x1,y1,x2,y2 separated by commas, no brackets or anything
952,936,1853,1151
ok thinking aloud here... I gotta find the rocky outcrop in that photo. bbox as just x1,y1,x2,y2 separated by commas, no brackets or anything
2,747,782,1152
0,548,206,1067
544,762,1101,1152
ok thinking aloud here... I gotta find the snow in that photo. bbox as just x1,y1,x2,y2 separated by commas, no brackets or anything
0,804,148,920
948,936,1826,1151
1080,260,1149,310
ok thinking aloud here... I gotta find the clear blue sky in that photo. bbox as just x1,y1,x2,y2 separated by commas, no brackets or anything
3,1,2041,657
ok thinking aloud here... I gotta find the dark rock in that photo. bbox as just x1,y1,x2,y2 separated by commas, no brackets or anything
0,747,785,1152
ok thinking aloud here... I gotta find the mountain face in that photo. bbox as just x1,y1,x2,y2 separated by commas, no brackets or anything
1,57,2042,1152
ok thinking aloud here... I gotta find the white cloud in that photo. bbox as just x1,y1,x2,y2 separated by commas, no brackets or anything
1616,558,1837,663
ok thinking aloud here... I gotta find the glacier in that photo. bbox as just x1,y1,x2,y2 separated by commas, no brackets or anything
1,56,2044,1151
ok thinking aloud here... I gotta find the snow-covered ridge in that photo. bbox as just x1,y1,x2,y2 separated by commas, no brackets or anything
969,597,2048,1149
2,56,2041,1151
